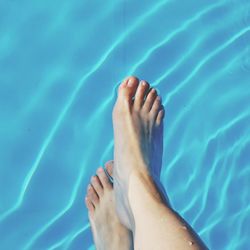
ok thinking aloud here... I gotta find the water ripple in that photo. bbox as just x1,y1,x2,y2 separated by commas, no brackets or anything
0,1,170,224
163,26,250,105
1,1,249,249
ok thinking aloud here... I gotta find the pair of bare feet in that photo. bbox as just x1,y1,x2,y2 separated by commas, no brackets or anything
85,76,207,250
85,76,164,249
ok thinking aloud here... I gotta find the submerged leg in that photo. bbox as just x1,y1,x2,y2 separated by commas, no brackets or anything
112,76,207,249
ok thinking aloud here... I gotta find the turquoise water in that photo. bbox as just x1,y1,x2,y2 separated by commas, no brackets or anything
0,0,250,249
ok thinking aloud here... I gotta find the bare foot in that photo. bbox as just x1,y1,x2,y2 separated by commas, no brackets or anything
112,76,165,229
112,76,207,249
85,161,133,250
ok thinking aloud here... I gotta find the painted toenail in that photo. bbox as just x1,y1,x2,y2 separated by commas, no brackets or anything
127,78,134,87
157,96,161,101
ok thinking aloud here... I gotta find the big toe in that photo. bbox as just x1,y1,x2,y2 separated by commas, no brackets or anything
118,76,139,102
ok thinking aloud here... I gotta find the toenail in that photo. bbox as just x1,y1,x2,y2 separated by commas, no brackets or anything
120,79,128,88
88,185,91,190
140,80,146,86
151,88,156,93
127,78,134,87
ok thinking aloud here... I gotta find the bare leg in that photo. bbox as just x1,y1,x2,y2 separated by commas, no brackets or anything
112,76,208,249
85,161,133,250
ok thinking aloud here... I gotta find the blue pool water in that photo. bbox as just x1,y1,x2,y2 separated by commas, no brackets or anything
0,0,249,249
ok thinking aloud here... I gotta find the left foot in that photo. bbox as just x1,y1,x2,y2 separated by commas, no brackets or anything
85,161,133,250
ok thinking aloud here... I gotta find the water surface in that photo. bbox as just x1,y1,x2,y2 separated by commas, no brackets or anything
0,0,250,249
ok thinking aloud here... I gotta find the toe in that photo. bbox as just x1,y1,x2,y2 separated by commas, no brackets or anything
134,80,150,110
118,76,139,102
85,197,94,215
87,184,99,206
96,167,112,190
105,160,114,177
143,88,157,112
156,107,165,126
150,96,162,120
91,175,103,197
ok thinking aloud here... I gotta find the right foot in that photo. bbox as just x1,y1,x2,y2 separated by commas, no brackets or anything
112,76,166,229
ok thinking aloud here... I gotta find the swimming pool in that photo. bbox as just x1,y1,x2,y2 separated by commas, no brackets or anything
0,0,249,249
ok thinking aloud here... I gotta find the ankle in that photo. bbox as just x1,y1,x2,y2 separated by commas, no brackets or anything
129,169,164,205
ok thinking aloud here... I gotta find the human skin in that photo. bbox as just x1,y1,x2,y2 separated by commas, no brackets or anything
112,76,208,250
85,161,133,250
86,76,207,250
